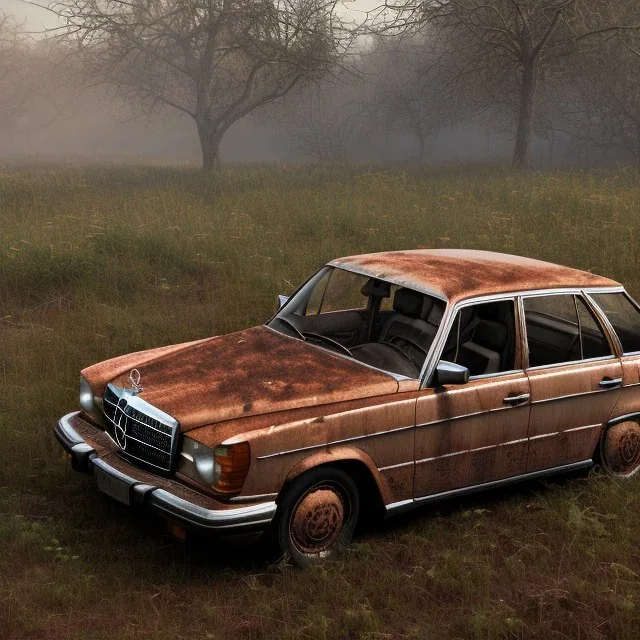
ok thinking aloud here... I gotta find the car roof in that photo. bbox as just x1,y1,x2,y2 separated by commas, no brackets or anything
329,249,620,302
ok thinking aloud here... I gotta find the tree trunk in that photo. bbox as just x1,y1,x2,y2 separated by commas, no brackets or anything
418,133,426,164
513,61,538,170
196,117,224,173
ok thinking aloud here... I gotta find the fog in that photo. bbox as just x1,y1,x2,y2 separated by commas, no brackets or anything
1,1,639,168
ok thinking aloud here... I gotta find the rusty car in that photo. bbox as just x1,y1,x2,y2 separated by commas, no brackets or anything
55,249,640,566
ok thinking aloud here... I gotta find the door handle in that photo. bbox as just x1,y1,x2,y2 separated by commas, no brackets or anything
503,393,531,406
599,377,622,389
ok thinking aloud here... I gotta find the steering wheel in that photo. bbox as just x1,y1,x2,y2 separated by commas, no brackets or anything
379,340,423,370
274,316,305,341
302,332,353,357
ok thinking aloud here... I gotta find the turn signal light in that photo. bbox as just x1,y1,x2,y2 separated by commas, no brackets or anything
213,442,251,494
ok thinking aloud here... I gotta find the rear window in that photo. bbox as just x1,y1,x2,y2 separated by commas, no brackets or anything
590,292,640,354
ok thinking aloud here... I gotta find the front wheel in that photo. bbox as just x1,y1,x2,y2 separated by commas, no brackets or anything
273,467,359,568
600,421,640,478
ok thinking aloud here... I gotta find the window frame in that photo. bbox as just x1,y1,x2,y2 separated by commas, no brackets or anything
586,289,640,357
519,289,619,371
422,294,524,387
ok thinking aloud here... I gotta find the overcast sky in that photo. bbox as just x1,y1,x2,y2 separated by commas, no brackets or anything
0,0,384,32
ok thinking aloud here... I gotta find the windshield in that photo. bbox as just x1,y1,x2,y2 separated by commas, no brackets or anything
268,266,446,379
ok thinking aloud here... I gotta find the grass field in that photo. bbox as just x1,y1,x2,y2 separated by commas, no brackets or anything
1,164,639,639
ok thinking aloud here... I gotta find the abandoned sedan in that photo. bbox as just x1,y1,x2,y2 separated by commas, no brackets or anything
56,250,640,565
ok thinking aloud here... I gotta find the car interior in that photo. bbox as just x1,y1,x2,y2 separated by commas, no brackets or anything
590,292,640,354
523,295,612,367
269,268,447,379
441,300,517,377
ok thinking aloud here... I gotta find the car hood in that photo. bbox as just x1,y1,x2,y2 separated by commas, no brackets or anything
82,326,399,432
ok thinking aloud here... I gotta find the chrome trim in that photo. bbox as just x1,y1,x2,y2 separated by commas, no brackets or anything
622,382,640,388
530,386,616,405
149,491,277,531
378,461,415,471
517,295,529,370
421,295,521,389
103,383,179,473
520,288,592,299
56,412,86,447
566,423,601,433
415,437,528,465
529,432,558,441
525,355,618,372
386,460,594,515
582,291,623,357
415,403,523,429
608,412,640,426
55,412,276,534
582,286,626,294
530,424,601,441
469,369,522,381
256,423,415,460
229,492,279,504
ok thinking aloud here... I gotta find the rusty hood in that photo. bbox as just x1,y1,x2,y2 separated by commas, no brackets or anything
83,326,399,432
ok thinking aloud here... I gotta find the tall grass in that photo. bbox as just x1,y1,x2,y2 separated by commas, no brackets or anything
0,164,639,639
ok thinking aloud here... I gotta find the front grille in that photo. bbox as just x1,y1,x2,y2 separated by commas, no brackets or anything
103,383,179,472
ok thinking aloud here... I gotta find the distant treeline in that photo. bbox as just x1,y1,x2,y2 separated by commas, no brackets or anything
2,2,640,170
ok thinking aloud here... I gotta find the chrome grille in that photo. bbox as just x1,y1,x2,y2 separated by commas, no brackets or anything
103,383,179,472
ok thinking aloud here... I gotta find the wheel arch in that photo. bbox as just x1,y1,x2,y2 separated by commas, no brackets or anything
280,446,390,516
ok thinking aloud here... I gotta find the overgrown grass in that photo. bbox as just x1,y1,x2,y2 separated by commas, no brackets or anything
0,164,639,639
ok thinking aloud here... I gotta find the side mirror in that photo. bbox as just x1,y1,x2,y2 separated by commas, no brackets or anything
278,295,289,309
434,360,470,386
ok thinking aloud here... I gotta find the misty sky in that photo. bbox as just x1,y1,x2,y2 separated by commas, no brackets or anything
1,0,384,31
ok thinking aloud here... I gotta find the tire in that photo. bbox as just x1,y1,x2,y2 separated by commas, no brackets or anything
599,421,640,479
272,467,360,568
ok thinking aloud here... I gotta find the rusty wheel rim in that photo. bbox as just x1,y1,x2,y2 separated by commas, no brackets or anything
603,422,640,477
289,483,349,557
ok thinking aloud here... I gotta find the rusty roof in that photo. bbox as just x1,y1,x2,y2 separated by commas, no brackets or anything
329,249,620,302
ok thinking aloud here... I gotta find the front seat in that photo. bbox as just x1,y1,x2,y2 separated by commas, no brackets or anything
351,288,437,377
457,318,508,376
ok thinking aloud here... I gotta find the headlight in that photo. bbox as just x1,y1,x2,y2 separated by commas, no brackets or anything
178,437,250,495
79,375,95,412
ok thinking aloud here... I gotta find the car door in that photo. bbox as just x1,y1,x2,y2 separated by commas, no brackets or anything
587,289,640,420
414,296,532,499
522,292,623,473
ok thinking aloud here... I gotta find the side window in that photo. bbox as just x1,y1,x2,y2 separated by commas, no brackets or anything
575,297,612,359
441,300,517,377
591,292,640,354
523,294,612,367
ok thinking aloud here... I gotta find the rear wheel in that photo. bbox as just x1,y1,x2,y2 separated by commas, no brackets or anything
273,467,359,568
600,421,640,478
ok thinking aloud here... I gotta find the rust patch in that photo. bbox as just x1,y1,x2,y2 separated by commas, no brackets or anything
93,326,398,431
290,486,345,555
603,422,640,477
330,249,618,302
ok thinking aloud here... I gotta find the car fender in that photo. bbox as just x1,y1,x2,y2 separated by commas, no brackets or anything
283,445,393,505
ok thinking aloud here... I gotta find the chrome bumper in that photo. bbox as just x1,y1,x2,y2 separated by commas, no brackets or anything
54,412,277,535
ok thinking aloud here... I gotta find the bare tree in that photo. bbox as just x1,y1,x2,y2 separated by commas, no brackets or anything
372,1,640,169
550,39,640,166
259,73,365,161
0,13,33,131
44,0,348,171
366,36,465,162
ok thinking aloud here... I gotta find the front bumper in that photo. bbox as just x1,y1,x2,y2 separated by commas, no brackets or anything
55,412,277,535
